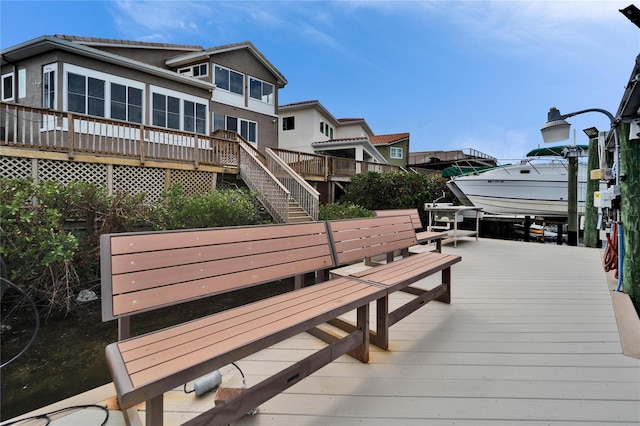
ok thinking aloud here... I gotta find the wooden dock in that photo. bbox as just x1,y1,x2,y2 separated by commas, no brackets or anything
5,238,640,425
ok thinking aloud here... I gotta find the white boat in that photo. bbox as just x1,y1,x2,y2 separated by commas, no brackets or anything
445,146,588,218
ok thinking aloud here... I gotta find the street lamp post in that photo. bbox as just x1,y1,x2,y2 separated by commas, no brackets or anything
540,107,622,283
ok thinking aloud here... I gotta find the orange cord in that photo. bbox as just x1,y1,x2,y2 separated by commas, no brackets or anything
603,222,618,278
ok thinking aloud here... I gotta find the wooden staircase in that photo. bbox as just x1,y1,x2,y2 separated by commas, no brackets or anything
288,199,313,222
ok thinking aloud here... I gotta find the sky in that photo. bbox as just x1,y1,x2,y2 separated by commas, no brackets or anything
1,0,639,162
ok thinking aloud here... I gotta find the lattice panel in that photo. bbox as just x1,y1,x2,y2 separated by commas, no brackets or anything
0,156,32,179
38,159,108,185
217,176,242,191
170,169,214,195
113,165,166,203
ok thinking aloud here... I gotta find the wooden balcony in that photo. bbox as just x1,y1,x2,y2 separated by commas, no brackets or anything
0,102,240,172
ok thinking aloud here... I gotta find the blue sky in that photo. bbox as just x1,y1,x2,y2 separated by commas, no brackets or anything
1,0,639,161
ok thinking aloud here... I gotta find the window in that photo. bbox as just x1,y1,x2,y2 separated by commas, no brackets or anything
184,100,206,133
43,65,56,109
390,147,404,159
214,66,243,95
1,72,13,101
213,112,258,144
249,77,274,104
152,93,181,130
18,69,26,99
67,73,86,113
178,63,209,78
320,122,324,133
282,116,295,130
240,119,257,143
67,73,105,116
110,83,143,123
88,77,105,117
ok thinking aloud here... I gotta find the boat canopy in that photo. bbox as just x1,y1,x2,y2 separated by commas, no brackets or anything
526,145,589,157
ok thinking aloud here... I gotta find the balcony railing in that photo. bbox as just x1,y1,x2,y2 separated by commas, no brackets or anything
271,148,404,179
0,102,239,169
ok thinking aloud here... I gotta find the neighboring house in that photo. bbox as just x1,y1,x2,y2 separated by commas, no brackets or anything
278,100,387,163
0,35,286,152
370,133,410,168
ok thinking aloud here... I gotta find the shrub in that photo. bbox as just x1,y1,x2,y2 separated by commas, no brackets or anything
319,202,372,220
153,185,270,229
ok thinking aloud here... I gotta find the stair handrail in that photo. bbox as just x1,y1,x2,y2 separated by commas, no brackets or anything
266,148,319,221
238,142,290,223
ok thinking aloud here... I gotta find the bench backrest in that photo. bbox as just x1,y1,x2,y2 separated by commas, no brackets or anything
374,209,423,231
327,216,418,266
101,222,334,322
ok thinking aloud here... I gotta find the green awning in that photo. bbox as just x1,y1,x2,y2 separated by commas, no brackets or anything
526,145,589,157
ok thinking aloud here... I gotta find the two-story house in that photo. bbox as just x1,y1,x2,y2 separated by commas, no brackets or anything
278,100,389,164
0,35,286,152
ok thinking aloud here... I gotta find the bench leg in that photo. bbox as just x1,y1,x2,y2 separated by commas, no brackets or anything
353,303,370,362
372,296,389,350
146,395,163,426
121,406,143,426
184,322,369,426
436,267,451,304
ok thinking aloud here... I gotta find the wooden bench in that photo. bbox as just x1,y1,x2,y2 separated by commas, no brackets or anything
374,208,447,252
101,222,385,426
327,216,461,349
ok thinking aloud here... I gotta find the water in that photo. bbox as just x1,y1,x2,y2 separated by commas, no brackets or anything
0,280,293,421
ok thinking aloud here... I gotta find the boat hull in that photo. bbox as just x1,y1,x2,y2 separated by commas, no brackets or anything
447,161,586,217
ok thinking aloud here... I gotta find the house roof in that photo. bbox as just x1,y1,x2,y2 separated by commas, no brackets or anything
279,100,374,135
1,35,214,91
311,137,387,163
53,34,203,51
370,133,410,146
166,40,288,87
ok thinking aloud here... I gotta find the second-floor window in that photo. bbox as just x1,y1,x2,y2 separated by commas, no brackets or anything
1,72,14,101
43,65,56,109
178,63,208,78
110,83,143,123
215,65,243,95
68,73,105,116
282,116,294,130
390,146,404,159
249,77,274,104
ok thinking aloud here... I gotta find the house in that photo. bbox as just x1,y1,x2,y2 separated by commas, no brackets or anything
0,35,286,153
278,100,388,164
370,133,410,168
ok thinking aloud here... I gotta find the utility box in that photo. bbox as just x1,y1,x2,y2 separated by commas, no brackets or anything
594,190,612,208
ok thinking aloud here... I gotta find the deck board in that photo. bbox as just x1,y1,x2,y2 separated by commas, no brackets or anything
7,238,639,425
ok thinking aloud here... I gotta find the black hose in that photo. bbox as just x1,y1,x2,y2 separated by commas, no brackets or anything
0,277,40,369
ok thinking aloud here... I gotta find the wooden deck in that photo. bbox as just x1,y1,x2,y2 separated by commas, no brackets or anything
6,238,640,425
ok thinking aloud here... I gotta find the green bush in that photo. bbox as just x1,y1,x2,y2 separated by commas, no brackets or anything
153,185,270,229
319,202,372,220
340,171,455,210
0,179,268,318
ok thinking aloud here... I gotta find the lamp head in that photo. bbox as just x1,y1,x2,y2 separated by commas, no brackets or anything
582,126,599,139
541,107,571,143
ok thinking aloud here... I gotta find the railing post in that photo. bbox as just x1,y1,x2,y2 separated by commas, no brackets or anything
66,113,75,159
193,132,199,169
139,124,145,165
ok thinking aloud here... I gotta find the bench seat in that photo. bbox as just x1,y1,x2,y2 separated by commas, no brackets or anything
107,276,383,423
374,208,447,251
101,222,384,425
327,216,461,349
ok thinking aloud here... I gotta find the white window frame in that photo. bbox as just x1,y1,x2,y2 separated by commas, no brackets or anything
150,85,209,134
390,146,404,159
63,64,146,123
1,72,14,101
18,69,26,99
43,63,57,110
214,64,244,95
249,77,274,105
178,63,209,78
213,112,257,145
